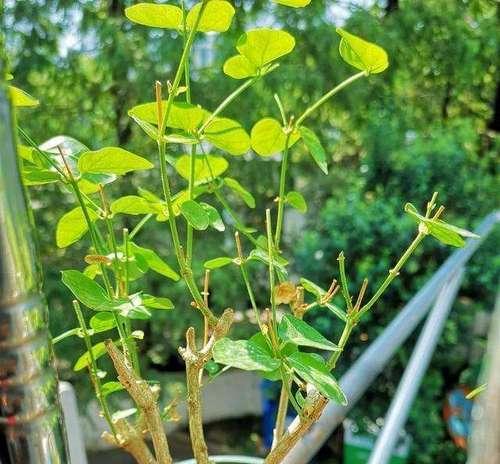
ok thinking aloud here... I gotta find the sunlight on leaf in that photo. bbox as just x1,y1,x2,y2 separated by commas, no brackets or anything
336,28,389,74
125,3,183,29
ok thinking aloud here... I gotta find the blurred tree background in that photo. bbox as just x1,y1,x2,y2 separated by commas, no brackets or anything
4,0,499,462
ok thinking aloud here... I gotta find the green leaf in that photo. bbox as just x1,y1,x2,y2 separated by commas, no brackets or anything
273,0,311,7
129,243,180,281
299,126,328,174
125,3,183,29
278,315,340,351
300,278,325,300
175,154,229,184
203,117,251,156
287,352,347,405
248,248,288,275
236,28,296,68
111,196,157,216
102,381,125,397
425,221,465,247
251,118,300,157
204,257,234,269
62,270,110,310
201,203,225,231
336,28,389,74
180,200,210,230
56,207,99,248
78,147,153,175
9,85,39,107
224,177,256,208
286,191,307,213
213,338,281,372
22,166,60,186
404,203,478,248
74,341,108,371
324,302,348,322
128,101,208,133
89,312,116,333
142,294,174,310
186,1,235,33
223,55,258,80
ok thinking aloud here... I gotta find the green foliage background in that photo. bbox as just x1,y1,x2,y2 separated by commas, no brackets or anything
5,0,499,462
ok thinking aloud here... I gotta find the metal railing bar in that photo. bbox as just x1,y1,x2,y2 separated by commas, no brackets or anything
282,211,500,464
368,268,465,464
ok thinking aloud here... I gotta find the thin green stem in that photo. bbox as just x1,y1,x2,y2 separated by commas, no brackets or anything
73,300,116,437
357,232,426,318
129,214,153,240
266,209,277,328
295,71,366,127
214,189,259,247
158,0,208,137
327,318,355,370
186,143,197,265
198,77,257,134
274,132,292,249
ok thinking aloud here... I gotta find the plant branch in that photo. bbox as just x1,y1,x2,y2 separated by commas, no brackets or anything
179,309,234,464
105,340,173,464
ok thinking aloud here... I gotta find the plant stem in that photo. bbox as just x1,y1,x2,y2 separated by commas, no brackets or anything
327,318,355,370
295,71,367,127
273,378,290,446
357,231,426,318
73,301,116,437
214,189,259,247
274,132,292,249
106,340,173,464
158,0,208,136
129,214,153,240
198,77,257,134
186,143,197,265
266,209,277,328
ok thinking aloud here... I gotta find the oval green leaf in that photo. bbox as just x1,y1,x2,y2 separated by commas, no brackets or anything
175,154,229,184
278,315,340,351
236,28,296,68
286,191,307,213
287,352,347,405
125,3,183,29
204,257,234,270
224,177,256,208
299,126,328,174
78,147,153,176
336,28,389,74
251,118,300,157
223,55,258,80
203,117,251,156
180,200,210,230
186,1,235,33
213,338,281,372
62,270,110,310
56,207,99,248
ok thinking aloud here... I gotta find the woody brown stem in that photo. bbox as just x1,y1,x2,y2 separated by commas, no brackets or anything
105,340,172,464
179,309,234,464
265,394,328,464
102,418,157,464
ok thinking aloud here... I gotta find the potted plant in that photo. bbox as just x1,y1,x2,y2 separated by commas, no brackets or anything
9,1,477,462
